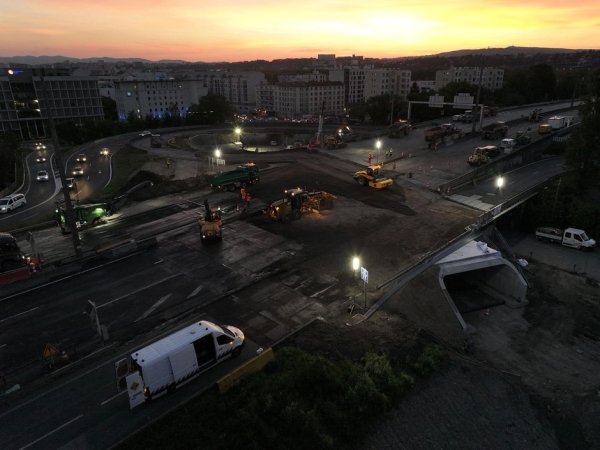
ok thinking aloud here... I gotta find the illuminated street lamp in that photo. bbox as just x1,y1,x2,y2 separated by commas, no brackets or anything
352,256,360,277
375,139,382,162
214,148,222,159
496,175,504,193
234,126,242,144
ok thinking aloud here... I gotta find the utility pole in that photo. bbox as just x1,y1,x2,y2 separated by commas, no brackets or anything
472,57,484,134
39,69,82,257
389,95,395,126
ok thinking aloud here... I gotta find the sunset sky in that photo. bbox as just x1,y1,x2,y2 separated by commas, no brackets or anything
1,0,598,62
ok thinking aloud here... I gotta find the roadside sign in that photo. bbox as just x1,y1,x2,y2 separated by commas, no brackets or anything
453,93,474,109
360,267,368,283
428,95,445,108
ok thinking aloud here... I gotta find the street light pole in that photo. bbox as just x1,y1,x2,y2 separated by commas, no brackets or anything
39,70,82,257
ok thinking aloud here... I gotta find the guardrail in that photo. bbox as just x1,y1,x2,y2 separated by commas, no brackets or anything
438,123,578,195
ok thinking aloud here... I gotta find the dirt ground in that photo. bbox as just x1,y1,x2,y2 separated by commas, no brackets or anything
120,156,600,448
286,259,600,449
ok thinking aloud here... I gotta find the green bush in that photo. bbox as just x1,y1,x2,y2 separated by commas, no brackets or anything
121,344,444,450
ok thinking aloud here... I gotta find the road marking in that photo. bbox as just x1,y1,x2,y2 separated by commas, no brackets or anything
135,294,171,322
97,274,181,309
0,306,39,324
154,258,164,265
18,414,83,450
100,391,126,406
0,343,6,349
309,282,337,298
187,285,203,299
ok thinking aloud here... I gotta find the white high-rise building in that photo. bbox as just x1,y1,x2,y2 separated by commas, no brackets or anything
258,81,344,119
364,68,412,100
435,67,504,91
114,79,207,120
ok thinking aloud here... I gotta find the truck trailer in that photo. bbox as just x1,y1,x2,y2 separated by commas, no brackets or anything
535,227,596,250
119,320,245,408
210,163,260,191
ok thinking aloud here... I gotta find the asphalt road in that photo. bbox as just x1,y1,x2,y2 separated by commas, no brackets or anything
0,100,585,449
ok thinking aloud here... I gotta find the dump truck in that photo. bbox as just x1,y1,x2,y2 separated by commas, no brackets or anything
199,199,223,243
467,147,490,166
353,165,393,189
324,134,346,149
424,123,462,142
210,163,259,191
56,181,152,233
388,120,412,138
117,320,245,408
0,232,41,285
481,121,508,139
535,227,596,250
515,130,532,145
473,105,498,117
266,188,335,223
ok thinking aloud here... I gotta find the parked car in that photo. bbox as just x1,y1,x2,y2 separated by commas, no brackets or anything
36,170,49,182
76,153,87,163
0,194,27,213
139,130,152,137
72,166,84,177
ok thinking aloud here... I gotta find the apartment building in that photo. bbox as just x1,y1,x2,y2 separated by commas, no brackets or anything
194,71,266,114
435,67,504,91
114,78,208,120
259,81,344,118
0,67,103,139
364,68,412,100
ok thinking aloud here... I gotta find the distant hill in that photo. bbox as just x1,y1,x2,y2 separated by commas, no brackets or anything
0,55,191,65
433,46,583,57
0,46,591,67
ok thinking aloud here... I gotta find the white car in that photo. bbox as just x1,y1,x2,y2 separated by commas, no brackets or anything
36,170,49,182
139,130,152,137
0,194,26,213
65,178,75,190
72,166,84,177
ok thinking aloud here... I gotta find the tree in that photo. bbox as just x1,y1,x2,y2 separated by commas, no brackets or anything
566,69,600,178
101,96,118,121
191,94,234,125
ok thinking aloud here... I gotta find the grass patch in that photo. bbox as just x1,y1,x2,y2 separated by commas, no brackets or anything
93,146,150,202
119,344,444,450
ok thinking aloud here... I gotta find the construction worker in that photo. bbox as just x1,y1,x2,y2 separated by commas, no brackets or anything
243,191,251,211
368,152,373,164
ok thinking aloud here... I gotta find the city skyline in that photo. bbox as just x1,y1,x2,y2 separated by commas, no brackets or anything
1,0,599,62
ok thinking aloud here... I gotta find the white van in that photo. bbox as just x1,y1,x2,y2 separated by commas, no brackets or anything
118,320,245,408
500,138,516,153
0,194,26,213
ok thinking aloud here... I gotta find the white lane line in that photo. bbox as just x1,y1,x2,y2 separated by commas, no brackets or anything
100,391,126,406
0,343,6,349
310,283,337,298
187,285,203,299
0,306,39,324
134,294,171,323
154,258,164,265
18,414,83,450
97,274,181,309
